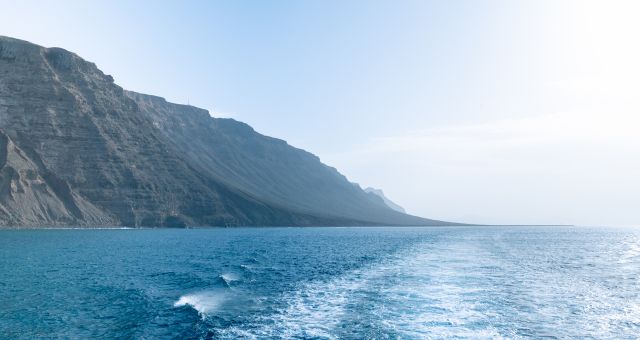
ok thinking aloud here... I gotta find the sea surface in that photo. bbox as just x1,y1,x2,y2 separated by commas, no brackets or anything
1,226,639,339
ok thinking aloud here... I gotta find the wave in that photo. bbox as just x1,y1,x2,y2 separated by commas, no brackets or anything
245,257,259,264
239,264,253,271
619,237,640,265
174,290,227,317
218,273,240,287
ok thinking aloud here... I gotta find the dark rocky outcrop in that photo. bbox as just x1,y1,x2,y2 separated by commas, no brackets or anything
0,36,454,227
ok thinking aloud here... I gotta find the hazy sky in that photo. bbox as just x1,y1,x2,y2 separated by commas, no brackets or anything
1,0,638,226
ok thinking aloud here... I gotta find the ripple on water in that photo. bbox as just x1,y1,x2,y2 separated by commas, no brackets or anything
213,229,640,339
2,227,640,339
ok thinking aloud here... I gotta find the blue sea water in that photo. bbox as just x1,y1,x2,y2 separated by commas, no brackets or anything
1,226,639,339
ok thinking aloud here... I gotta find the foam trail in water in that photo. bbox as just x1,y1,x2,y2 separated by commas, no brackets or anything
217,241,503,339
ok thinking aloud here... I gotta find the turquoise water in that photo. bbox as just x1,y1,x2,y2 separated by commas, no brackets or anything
1,227,639,339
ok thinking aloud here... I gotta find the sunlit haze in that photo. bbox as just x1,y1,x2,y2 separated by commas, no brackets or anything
2,0,638,225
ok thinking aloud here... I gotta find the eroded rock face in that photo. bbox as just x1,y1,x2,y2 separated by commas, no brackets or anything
0,130,115,226
0,36,450,227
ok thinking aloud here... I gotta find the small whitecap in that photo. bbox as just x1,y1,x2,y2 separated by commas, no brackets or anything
219,273,241,286
174,290,226,317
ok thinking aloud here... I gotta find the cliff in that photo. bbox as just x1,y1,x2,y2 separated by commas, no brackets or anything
0,36,453,227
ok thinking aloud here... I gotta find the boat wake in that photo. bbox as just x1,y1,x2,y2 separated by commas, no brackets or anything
176,230,640,339
216,241,495,339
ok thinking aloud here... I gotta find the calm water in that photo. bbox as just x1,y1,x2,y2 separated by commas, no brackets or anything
1,227,639,339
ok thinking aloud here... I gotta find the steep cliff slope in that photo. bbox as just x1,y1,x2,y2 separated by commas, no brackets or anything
364,187,407,213
0,36,452,227
126,92,438,225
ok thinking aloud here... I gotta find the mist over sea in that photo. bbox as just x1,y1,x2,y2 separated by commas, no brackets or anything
1,226,639,339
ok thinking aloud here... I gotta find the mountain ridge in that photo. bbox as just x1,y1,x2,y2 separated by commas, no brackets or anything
364,187,407,214
0,35,457,227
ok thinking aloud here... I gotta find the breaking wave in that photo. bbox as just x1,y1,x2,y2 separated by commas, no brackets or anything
218,273,241,288
174,290,227,317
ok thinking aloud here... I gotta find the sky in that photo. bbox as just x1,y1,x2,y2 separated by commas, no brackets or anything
1,0,638,226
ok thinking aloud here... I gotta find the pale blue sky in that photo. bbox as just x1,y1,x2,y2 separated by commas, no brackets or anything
1,0,638,225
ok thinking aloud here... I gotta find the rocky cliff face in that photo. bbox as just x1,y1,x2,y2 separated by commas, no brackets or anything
0,36,452,227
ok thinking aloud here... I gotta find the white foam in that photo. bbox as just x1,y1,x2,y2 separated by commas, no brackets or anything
208,230,640,339
226,242,505,338
174,291,226,316
220,273,240,284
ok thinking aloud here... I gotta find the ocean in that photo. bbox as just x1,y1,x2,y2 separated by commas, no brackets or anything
1,226,638,339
